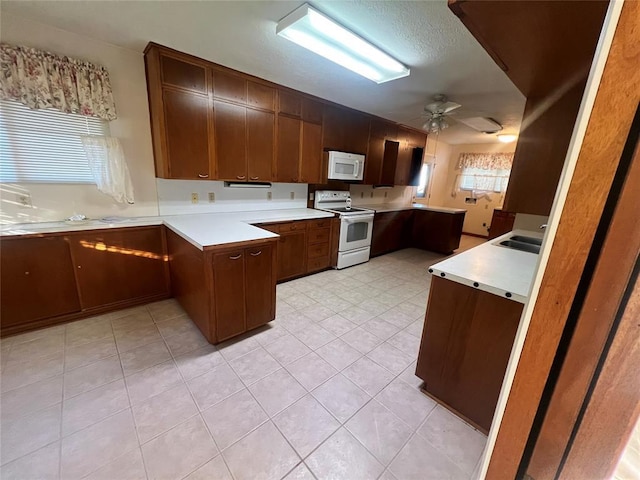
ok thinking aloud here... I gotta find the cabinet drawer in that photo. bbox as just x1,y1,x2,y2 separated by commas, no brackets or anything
278,221,307,232
307,255,330,272
307,242,329,259
308,218,332,229
307,227,330,244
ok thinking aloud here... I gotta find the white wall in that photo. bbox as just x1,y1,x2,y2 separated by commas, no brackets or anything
439,142,516,236
0,12,159,223
157,180,307,216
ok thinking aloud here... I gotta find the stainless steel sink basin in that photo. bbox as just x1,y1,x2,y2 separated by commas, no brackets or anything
499,239,541,254
509,235,543,246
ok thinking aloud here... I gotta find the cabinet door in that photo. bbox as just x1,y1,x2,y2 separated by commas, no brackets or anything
213,250,246,341
247,108,274,182
276,231,307,280
300,122,323,183
395,144,412,185
322,105,347,151
70,227,169,309
213,70,247,104
365,136,384,184
276,115,301,183
302,97,323,124
160,55,207,93
345,111,370,154
247,82,275,111
245,243,275,330
163,89,211,179
380,140,399,185
214,101,247,180
278,91,302,117
1,236,80,328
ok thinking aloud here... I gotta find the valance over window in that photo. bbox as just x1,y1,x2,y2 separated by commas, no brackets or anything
0,44,117,121
456,152,514,170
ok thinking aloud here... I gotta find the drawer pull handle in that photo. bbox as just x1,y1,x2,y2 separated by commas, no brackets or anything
198,173,209,178
250,176,259,180
229,254,242,260
24,271,30,275
250,251,262,256
236,175,246,180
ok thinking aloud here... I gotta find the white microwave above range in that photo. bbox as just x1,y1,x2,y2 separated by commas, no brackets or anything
327,151,365,181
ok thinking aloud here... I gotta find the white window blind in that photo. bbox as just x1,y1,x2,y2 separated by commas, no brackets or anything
459,166,510,192
416,163,433,198
0,99,109,183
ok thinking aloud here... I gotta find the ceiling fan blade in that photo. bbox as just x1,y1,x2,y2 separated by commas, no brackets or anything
440,102,462,114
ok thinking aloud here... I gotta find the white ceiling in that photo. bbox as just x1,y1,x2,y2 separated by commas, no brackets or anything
0,0,526,145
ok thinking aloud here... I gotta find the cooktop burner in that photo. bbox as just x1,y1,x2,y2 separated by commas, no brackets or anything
329,207,369,213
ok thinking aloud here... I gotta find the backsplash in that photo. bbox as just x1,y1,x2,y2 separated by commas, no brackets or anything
349,185,415,206
156,179,308,216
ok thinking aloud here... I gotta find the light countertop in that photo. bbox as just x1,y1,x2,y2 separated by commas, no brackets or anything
0,208,335,250
429,229,544,304
356,203,466,214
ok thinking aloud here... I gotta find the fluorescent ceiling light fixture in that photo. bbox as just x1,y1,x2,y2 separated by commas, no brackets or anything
497,134,518,143
276,4,410,84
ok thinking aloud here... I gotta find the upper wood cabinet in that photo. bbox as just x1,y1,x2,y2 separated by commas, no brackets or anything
1,236,80,328
447,1,607,215
145,43,429,184
146,49,212,179
366,119,399,185
323,105,370,154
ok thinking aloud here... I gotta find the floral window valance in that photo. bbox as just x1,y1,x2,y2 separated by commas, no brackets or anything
0,44,117,121
456,152,514,170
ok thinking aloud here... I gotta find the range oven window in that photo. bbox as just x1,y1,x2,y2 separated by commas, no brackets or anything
347,221,369,242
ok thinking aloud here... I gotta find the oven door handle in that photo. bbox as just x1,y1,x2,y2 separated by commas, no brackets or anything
343,216,373,224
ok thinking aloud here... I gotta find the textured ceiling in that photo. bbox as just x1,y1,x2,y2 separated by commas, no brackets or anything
0,0,526,145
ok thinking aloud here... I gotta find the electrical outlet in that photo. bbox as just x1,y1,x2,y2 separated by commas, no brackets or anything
290,192,295,200
208,192,215,203
267,192,272,200
370,192,374,198
485,204,488,209
309,192,314,201
191,193,199,204
384,192,388,198
360,192,364,199
17,194,32,208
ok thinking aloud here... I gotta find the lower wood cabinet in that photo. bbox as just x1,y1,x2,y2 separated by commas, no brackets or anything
411,209,465,254
68,227,169,309
371,209,466,257
258,218,334,282
488,209,516,239
1,236,80,329
0,226,171,336
167,229,277,344
416,277,523,432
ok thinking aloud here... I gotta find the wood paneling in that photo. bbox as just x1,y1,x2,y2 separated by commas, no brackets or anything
212,250,246,341
278,91,302,117
301,97,323,124
245,243,275,330
486,2,640,477
276,115,301,183
411,210,465,254
527,113,640,479
69,227,169,310
163,89,211,179
416,277,523,432
1,236,80,327
246,108,274,182
214,100,247,180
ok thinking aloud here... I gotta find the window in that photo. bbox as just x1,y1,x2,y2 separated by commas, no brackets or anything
459,166,510,192
416,163,433,198
0,99,109,183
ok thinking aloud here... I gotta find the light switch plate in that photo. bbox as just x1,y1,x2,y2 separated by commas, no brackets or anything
208,192,215,203
290,192,295,200
267,192,272,200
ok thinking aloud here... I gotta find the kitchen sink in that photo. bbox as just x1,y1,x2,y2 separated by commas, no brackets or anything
509,235,543,246
499,239,541,254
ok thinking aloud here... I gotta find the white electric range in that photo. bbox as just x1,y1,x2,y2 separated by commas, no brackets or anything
314,191,375,269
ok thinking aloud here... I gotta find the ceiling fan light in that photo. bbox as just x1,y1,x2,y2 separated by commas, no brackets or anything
497,134,518,143
276,4,410,83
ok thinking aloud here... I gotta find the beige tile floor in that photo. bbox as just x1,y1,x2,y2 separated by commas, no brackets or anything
0,238,488,480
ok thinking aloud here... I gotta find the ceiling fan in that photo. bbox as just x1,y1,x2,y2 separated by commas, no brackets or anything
421,94,462,133
420,94,503,135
